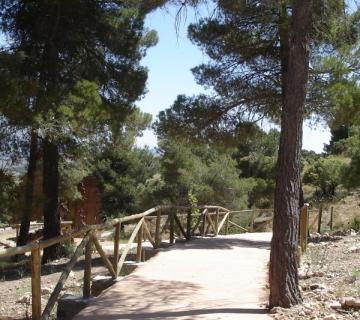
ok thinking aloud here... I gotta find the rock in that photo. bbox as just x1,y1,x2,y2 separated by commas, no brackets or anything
328,301,341,310
41,287,53,295
298,310,306,316
343,297,356,307
17,293,31,304
349,229,357,236
348,246,360,253
313,271,325,277
91,275,122,297
57,294,96,320
270,307,283,314
69,270,75,278
354,299,360,308
322,315,336,320
310,283,326,291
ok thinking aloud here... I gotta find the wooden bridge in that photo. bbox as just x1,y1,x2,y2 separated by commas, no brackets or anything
0,205,309,319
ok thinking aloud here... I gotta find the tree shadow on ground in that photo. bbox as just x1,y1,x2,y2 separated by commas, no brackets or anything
75,275,269,320
170,235,270,251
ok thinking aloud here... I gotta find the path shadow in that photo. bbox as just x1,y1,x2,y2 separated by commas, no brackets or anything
171,236,270,251
75,275,269,320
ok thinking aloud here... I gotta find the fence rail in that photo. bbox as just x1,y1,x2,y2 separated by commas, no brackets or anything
0,205,274,320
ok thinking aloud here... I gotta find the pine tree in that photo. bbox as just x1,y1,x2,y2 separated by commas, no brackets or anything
0,0,159,262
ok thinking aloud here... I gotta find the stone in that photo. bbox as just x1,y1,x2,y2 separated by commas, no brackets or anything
349,229,357,236
348,246,360,253
270,307,282,314
328,301,341,310
69,270,75,278
310,283,326,291
343,297,356,307
57,294,96,320
353,299,360,308
322,315,336,320
16,293,31,304
91,275,122,297
41,287,53,295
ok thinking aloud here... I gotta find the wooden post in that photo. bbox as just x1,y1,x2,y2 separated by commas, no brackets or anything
186,209,192,241
31,248,41,320
225,215,229,235
317,205,323,234
83,237,92,298
155,210,161,247
330,206,334,231
169,211,175,244
299,204,309,254
215,208,219,236
202,210,207,237
250,211,256,232
136,222,143,263
113,223,120,274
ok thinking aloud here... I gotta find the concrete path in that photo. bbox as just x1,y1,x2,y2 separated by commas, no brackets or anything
75,233,272,320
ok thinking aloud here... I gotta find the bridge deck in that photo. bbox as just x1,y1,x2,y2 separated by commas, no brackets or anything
75,233,272,320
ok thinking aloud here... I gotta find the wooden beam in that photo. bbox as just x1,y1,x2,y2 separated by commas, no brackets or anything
202,209,207,236
299,205,309,254
113,223,121,274
191,215,202,235
31,248,41,320
317,205,323,234
42,231,92,320
169,212,175,244
228,220,248,232
186,209,192,240
117,218,144,276
83,236,92,298
142,220,156,248
174,214,187,239
92,233,116,279
214,209,219,236
330,206,334,231
206,212,217,234
155,210,161,247
136,223,144,263
217,211,230,235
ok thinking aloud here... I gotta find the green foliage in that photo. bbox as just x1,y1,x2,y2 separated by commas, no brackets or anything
0,171,18,223
157,138,252,209
351,216,360,231
303,156,348,199
155,0,351,146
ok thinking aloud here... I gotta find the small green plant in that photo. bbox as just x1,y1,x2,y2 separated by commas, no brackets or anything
16,265,27,278
350,216,360,231
63,240,75,257
188,188,200,216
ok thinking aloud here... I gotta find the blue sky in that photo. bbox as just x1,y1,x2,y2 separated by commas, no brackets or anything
136,5,332,153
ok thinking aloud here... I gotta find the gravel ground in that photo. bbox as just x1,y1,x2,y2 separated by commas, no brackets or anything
271,231,360,320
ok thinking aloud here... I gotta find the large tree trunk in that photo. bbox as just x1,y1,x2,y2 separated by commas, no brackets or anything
42,136,62,263
17,129,38,247
269,0,313,308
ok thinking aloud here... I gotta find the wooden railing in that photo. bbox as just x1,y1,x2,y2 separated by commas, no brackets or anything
0,205,273,320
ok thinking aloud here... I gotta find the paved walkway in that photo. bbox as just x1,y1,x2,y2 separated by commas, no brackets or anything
75,233,272,320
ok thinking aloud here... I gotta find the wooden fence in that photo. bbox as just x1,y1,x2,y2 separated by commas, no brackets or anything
0,205,273,320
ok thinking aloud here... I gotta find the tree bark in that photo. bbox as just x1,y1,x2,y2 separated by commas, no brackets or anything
17,129,38,247
269,0,313,308
42,136,62,263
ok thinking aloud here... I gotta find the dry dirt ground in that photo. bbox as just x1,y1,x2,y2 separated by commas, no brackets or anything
0,228,136,320
271,231,360,320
